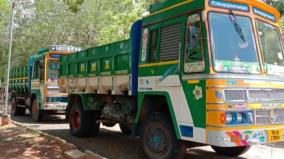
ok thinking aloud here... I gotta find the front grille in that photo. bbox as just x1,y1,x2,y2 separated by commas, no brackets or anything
255,109,284,125
224,90,247,101
224,89,284,102
249,89,284,101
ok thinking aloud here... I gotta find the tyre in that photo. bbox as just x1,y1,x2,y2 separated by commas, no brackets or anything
90,111,100,136
211,145,251,157
119,123,132,135
140,113,184,159
31,99,43,122
69,104,100,137
11,97,26,116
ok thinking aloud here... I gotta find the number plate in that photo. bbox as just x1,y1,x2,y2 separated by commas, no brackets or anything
268,129,283,142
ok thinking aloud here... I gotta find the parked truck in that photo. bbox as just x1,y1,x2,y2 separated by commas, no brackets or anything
59,0,284,158
10,46,81,121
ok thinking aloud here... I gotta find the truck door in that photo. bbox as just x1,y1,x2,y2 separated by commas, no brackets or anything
181,13,207,129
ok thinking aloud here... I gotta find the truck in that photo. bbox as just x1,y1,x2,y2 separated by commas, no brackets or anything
59,0,284,159
63,0,284,158
10,46,81,121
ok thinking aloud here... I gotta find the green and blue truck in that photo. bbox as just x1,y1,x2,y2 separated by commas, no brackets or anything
59,0,284,158
10,46,81,121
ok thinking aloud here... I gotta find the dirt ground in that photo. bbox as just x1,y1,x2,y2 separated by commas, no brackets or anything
0,123,64,159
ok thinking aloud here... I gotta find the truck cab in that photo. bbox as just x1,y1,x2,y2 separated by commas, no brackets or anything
138,0,284,157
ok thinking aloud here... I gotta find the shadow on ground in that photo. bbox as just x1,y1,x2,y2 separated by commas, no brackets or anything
11,113,279,159
0,124,63,159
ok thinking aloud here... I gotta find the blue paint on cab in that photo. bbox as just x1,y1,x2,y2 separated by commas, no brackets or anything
180,125,193,137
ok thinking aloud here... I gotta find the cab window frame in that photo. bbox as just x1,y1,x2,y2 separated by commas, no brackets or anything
255,18,284,67
184,13,205,73
148,29,159,63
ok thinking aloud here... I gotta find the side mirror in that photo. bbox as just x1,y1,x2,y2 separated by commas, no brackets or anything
39,60,44,69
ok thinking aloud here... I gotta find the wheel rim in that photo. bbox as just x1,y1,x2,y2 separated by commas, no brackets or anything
146,127,168,153
32,101,39,120
72,111,81,129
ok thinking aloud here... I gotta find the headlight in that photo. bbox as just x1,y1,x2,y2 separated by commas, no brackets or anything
226,111,253,125
237,113,243,123
226,113,233,124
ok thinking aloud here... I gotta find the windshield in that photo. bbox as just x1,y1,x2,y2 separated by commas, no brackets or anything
46,60,59,83
256,20,284,76
209,12,260,74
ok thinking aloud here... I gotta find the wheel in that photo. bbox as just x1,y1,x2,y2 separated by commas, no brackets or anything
90,111,100,136
11,97,26,116
211,145,251,157
31,99,43,122
119,123,132,135
69,104,100,137
140,113,184,159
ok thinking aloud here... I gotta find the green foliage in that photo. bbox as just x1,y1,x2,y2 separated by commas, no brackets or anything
267,0,284,16
0,0,10,79
266,1,284,35
0,0,283,80
0,0,9,11
0,0,159,80
62,0,84,13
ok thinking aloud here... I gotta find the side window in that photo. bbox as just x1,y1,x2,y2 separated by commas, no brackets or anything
32,63,38,79
32,60,44,81
148,30,158,62
39,60,44,82
184,14,204,73
160,23,182,61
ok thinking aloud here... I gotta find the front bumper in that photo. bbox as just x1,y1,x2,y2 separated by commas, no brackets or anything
208,127,284,147
42,102,68,110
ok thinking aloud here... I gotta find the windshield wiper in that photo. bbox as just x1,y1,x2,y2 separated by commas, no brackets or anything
228,9,246,43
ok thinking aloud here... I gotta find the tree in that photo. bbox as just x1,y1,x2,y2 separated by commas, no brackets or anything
0,0,10,79
267,0,284,16
0,0,283,82
62,0,164,44
62,0,84,13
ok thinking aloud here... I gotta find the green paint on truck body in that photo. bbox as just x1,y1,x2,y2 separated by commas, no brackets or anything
149,0,185,13
181,80,206,128
137,0,207,131
60,40,130,78
10,67,29,92
143,0,205,26
69,93,102,111
139,64,179,77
